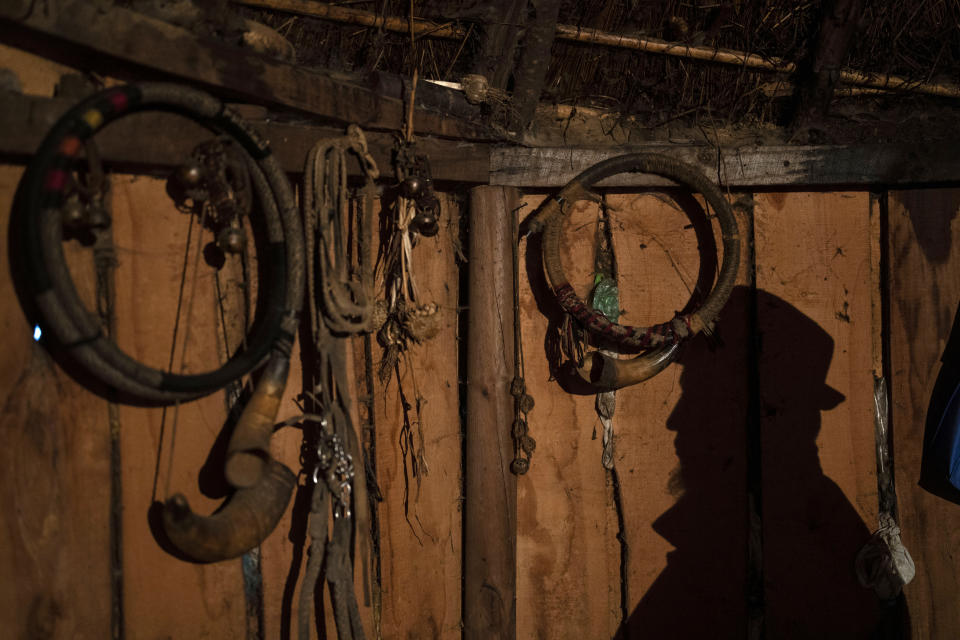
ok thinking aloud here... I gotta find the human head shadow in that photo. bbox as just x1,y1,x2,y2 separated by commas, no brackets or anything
520,189,717,396
615,287,902,639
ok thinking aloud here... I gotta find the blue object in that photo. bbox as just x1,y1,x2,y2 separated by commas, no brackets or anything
927,369,960,488
32,324,41,341
920,302,960,504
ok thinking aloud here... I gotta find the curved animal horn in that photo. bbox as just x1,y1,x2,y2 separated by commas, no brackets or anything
576,342,681,390
224,353,289,489
161,349,297,563
161,458,296,563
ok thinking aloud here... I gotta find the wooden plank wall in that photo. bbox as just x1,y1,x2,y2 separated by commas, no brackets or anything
4,42,960,640
607,191,753,639
887,187,960,639
0,45,463,640
754,192,881,638
0,164,114,640
516,194,622,639
0,175,464,640
515,188,885,639
372,193,463,640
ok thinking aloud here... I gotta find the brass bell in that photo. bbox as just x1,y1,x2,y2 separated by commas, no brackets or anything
173,162,204,189
85,203,111,229
61,198,85,228
216,226,245,254
400,176,422,198
412,208,439,237
510,458,529,475
203,241,226,269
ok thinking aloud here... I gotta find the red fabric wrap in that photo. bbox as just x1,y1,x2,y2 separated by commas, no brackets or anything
553,283,678,349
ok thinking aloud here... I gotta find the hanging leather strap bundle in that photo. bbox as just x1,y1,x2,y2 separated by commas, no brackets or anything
529,153,740,389
298,127,379,640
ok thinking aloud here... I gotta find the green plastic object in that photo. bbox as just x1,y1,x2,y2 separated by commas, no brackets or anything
590,274,620,322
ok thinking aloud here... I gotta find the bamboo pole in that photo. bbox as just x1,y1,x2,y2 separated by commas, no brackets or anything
463,186,518,640
238,0,464,38
552,25,960,99
236,0,960,99
553,23,796,74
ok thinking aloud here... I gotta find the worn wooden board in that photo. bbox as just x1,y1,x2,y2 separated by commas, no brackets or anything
516,193,619,639
0,1,490,141
0,43,75,95
4,90,960,191
5,89,960,191
0,164,114,639
0,91,490,183
0,46,112,640
754,191,881,637
887,187,960,640
370,193,463,639
606,191,750,639
109,175,249,638
491,145,960,189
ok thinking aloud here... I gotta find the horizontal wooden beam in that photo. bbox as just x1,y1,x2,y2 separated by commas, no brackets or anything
0,92,489,182
490,145,960,189
0,0,494,141
2,92,959,189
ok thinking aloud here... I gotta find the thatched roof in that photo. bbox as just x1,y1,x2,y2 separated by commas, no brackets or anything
223,1,960,143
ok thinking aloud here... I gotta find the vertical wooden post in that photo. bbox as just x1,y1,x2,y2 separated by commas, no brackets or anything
469,0,527,92
511,0,563,130
464,186,518,640
791,0,867,126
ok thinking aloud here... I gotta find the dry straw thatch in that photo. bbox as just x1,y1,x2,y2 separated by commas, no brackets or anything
239,0,960,142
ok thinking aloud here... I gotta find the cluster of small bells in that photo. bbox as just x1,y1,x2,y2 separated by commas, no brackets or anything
60,155,110,241
398,175,440,238
61,192,110,233
168,155,248,268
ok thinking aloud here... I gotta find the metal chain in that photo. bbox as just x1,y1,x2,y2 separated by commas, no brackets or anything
313,430,356,520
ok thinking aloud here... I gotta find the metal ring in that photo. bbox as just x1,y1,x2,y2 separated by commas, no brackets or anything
534,153,740,389
17,83,304,404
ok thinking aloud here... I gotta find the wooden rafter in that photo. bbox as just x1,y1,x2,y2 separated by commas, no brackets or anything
3,92,960,188
0,0,494,140
791,0,869,126
0,91,490,181
470,0,527,91
511,0,562,131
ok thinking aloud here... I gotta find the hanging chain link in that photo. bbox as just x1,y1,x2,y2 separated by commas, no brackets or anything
313,430,356,520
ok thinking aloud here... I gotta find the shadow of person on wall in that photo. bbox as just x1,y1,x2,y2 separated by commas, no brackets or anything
615,287,890,639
